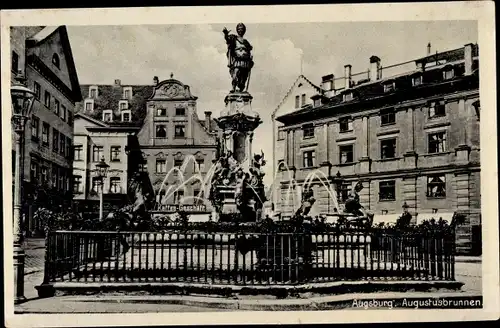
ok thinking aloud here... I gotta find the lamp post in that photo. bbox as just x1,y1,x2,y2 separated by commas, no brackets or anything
95,156,109,221
11,74,35,304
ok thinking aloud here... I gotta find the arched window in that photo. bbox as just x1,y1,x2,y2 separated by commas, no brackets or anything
52,53,60,69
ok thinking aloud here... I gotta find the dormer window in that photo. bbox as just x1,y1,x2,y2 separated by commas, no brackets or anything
102,110,113,122
442,66,455,80
313,98,321,107
52,53,60,69
123,86,132,99
84,99,94,112
412,74,423,86
121,110,131,122
343,92,353,102
119,100,128,111
89,86,98,99
383,82,395,93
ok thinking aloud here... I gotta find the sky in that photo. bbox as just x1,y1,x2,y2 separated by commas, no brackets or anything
66,21,478,186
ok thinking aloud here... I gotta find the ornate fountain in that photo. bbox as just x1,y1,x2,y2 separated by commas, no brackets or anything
208,23,266,223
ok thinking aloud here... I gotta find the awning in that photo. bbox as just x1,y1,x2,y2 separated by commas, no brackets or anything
415,212,455,224
189,213,211,222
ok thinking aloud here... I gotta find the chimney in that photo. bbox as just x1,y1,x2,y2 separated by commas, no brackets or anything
369,56,381,81
321,74,335,98
427,42,432,56
153,76,159,85
204,111,212,132
114,79,121,86
344,65,352,90
464,43,474,75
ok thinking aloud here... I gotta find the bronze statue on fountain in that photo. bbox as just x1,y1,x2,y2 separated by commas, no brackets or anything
338,181,374,229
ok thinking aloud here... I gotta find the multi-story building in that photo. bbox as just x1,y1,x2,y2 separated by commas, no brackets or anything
137,75,218,212
10,26,82,236
274,44,480,255
74,75,218,216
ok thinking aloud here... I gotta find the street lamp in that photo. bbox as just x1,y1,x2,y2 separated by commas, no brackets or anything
11,73,35,304
95,156,109,221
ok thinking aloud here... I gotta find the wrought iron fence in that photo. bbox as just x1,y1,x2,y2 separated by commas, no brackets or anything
43,229,456,285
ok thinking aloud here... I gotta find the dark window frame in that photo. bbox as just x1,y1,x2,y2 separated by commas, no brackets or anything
379,180,396,201
174,125,186,139
380,108,396,125
74,145,83,161
11,51,19,73
380,138,397,159
110,146,121,162
339,144,354,164
426,174,447,198
175,107,186,116
155,124,167,138
302,150,316,168
156,159,167,173
92,145,103,162
428,131,447,154
302,124,315,139
31,116,40,142
339,117,353,133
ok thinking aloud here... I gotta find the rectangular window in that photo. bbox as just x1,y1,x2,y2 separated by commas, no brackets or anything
11,51,19,72
124,90,130,99
427,175,446,198
339,117,353,132
33,82,41,99
343,92,353,102
73,175,82,194
156,107,167,116
428,132,447,153
302,124,314,139
302,150,316,168
93,146,103,162
380,138,396,159
58,168,64,190
383,83,395,93
301,94,306,106
68,111,73,126
110,146,121,162
61,105,67,121
119,102,127,110
338,182,352,203
339,145,354,164
44,91,51,108
429,101,446,118
412,75,423,86
443,69,454,80
54,99,60,116
174,125,186,138
31,116,39,141
379,180,396,201
175,107,186,116
110,177,121,194
195,159,205,173
90,88,97,99
122,112,131,122
52,129,59,153
380,108,396,125
59,134,65,156
42,123,49,146
174,159,183,168
85,101,93,111
295,95,300,108
155,124,167,138
174,190,184,204
66,137,72,159
277,129,286,140
156,159,167,173
103,111,112,122
193,189,202,204
74,145,83,161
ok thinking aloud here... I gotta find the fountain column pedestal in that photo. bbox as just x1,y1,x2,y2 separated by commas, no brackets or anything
212,92,264,222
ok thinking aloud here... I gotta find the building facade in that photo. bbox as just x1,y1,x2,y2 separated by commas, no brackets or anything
274,44,480,255
10,26,82,236
136,75,218,213
74,76,218,216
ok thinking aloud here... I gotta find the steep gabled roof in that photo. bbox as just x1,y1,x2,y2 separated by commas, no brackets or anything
271,74,322,118
27,26,82,102
74,112,109,127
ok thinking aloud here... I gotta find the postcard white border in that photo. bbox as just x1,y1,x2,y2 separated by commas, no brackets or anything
2,2,498,326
